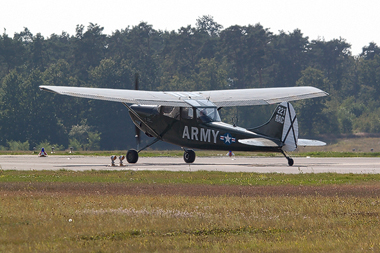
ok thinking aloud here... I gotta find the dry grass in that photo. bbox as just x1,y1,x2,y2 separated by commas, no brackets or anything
1,182,380,252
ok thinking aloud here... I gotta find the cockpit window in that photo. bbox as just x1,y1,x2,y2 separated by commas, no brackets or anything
181,107,193,120
196,107,221,123
161,106,180,119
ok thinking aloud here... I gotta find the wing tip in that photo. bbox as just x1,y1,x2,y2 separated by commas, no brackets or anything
39,86,58,94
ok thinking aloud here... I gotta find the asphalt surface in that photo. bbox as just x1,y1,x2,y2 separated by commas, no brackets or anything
1,155,380,173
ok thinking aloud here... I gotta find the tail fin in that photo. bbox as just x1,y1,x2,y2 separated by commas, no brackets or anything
251,102,298,151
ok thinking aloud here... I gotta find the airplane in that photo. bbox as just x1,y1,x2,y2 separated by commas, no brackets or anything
39,84,328,166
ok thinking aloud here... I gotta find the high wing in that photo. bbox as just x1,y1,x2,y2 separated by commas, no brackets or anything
39,86,195,107
39,85,328,107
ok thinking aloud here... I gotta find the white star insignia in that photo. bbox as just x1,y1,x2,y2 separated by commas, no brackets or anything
225,134,231,143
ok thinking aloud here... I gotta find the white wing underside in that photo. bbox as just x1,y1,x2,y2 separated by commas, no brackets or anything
39,86,328,107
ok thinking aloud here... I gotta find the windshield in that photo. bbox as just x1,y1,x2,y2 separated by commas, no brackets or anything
196,107,221,123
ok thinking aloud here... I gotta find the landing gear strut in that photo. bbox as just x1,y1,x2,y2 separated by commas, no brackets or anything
281,150,294,166
183,149,196,163
126,137,162,164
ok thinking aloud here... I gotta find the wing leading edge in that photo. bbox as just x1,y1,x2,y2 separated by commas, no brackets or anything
39,85,328,107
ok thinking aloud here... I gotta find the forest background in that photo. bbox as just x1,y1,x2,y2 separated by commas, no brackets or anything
1,15,380,151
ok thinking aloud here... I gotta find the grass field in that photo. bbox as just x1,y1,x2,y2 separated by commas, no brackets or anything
1,170,380,252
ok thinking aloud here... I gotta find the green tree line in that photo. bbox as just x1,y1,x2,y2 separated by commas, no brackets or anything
1,15,380,150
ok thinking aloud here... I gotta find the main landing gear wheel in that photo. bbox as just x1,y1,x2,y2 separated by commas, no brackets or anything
183,150,196,163
126,149,138,163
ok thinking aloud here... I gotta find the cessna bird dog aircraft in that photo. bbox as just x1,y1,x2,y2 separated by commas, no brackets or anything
39,84,328,166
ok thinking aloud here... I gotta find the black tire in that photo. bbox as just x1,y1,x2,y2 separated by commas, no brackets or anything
183,150,196,163
126,149,138,163
288,158,294,166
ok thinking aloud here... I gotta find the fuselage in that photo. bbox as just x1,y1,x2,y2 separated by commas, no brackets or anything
129,105,281,152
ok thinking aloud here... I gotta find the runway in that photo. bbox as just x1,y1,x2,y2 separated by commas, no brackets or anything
1,155,380,173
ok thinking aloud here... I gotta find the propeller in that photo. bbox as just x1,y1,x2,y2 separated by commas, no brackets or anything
134,73,141,149
232,107,239,127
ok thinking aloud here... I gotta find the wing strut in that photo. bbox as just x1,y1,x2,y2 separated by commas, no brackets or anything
122,102,160,138
122,102,164,153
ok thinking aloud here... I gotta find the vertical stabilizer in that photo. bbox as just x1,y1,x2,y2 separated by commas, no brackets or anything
281,102,298,151
251,102,298,151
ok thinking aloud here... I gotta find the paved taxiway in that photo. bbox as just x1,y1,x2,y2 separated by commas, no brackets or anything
1,155,380,173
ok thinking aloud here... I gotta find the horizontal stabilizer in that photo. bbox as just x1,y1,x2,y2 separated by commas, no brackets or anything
297,139,326,147
238,138,281,147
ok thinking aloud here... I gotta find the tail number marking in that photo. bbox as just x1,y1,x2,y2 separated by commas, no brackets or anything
275,106,286,124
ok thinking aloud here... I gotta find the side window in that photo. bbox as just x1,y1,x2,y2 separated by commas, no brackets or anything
162,106,180,119
181,107,193,120
196,107,221,123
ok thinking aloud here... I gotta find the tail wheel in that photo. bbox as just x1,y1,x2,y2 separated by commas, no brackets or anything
183,150,196,163
281,150,294,166
287,158,294,166
126,149,138,163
